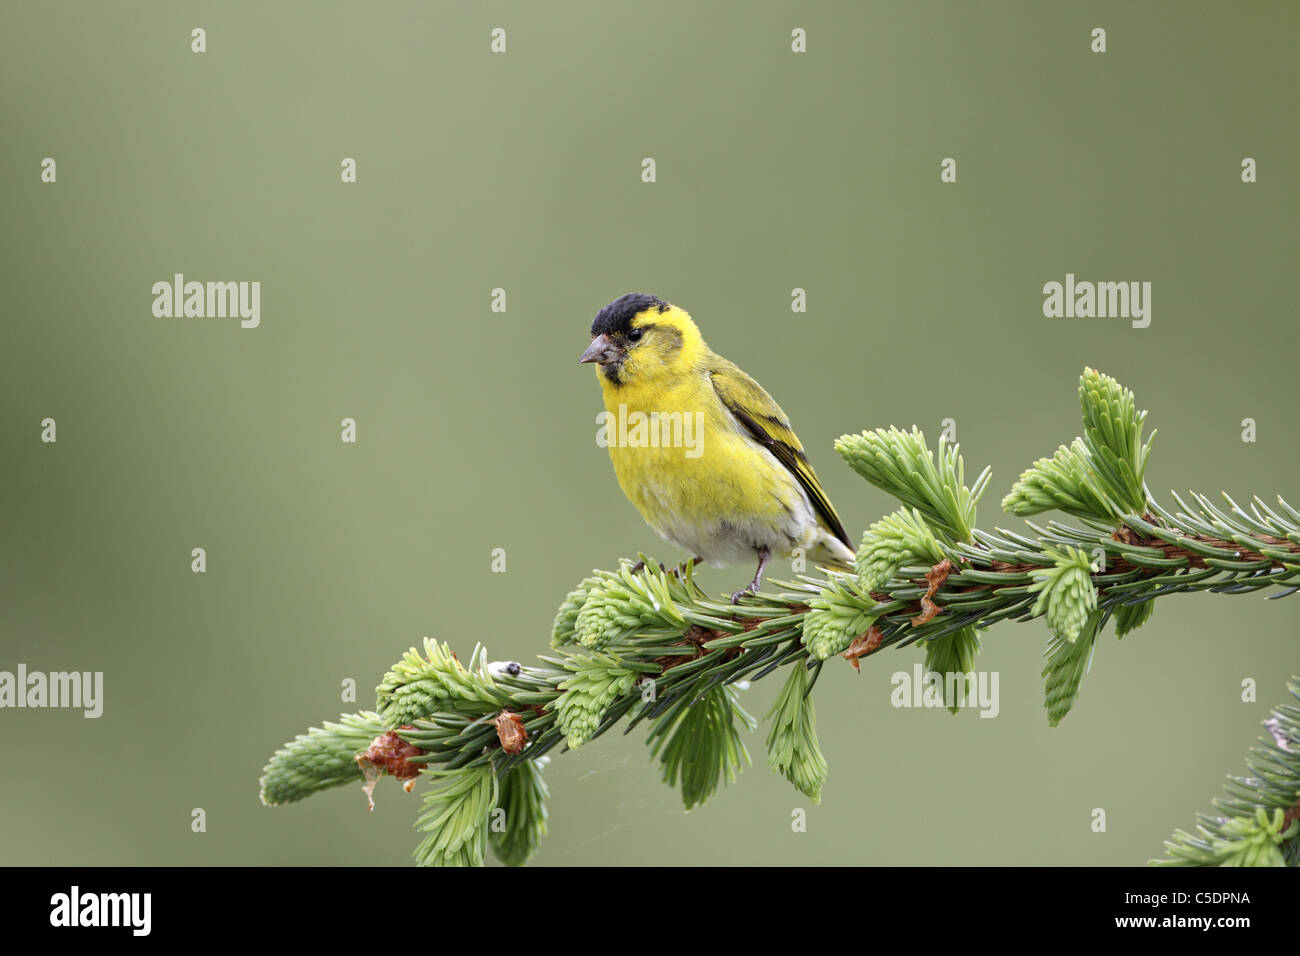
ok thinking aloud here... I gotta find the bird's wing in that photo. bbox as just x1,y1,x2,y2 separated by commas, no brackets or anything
709,359,853,551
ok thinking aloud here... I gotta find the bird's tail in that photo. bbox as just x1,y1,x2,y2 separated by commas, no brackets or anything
809,529,856,573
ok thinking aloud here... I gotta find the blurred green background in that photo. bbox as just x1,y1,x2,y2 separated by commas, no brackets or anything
1,1,1296,865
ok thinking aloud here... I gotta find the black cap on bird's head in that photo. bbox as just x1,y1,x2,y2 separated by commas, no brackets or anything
589,293,670,337
579,293,672,383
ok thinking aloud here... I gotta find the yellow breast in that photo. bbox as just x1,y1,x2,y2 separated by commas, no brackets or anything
597,369,805,561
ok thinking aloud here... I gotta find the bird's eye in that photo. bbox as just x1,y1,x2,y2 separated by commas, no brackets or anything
628,328,644,342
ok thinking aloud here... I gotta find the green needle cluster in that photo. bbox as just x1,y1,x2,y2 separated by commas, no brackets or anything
765,663,828,803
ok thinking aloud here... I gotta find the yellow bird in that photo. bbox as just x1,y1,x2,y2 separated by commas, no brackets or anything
579,293,855,602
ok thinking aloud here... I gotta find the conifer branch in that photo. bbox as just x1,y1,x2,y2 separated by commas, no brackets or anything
260,369,1300,865
1155,679,1300,867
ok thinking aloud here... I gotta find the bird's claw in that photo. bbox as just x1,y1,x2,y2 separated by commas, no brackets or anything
729,586,754,604
630,557,703,580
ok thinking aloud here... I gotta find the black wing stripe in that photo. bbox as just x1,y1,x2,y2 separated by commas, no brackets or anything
716,389,852,550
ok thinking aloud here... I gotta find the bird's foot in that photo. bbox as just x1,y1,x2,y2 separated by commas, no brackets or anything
731,549,770,604
668,556,704,580
629,559,675,578
729,585,755,604
631,556,704,579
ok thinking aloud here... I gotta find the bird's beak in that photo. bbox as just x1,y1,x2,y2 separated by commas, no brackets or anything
579,334,620,365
